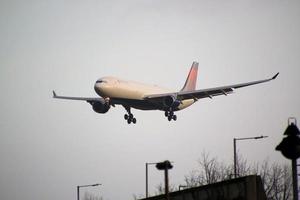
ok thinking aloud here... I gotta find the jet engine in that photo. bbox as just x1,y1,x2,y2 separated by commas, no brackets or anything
163,95,181,109
90,99,110,114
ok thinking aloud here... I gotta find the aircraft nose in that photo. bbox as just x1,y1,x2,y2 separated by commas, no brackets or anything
94,80,107,96
94,81,102,90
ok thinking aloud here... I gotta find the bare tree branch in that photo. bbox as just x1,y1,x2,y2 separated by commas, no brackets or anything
83,192,103,200
183,152,292,200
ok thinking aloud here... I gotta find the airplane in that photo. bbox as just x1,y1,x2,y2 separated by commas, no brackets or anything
53,62,279,124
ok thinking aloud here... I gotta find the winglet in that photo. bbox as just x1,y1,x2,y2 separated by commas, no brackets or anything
52,90,57,98
272,72,279,80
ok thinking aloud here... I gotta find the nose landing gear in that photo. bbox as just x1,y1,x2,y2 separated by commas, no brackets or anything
124,107,136,124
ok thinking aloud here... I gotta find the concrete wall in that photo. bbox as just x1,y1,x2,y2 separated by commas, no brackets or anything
141,175,266,200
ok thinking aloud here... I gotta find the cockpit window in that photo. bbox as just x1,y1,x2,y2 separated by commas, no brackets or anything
96,80,107,84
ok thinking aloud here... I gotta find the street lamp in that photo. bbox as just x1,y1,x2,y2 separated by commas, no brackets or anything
233,135,268,178
146,162,161,198
77,183,102,200
156,160,173,200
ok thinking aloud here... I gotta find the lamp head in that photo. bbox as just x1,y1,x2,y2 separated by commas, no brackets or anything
276,123,300,160
156,160,173,170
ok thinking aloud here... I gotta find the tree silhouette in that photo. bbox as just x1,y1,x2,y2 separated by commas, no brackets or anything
83,192,103,200
184,152,292,200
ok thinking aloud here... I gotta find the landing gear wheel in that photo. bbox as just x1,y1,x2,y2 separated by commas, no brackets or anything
127,118,132,124
168,116,172,121
172,115,177,121
124,114,128,120
132,118,137,124
165,111,169,117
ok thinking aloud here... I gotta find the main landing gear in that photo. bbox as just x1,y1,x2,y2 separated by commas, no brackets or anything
165,109,177,121
124,107,136,124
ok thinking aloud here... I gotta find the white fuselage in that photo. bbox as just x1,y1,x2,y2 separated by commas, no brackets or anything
94,76,195,111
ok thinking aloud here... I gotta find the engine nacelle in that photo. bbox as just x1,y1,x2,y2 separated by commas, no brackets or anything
163,95,181,109
91,100,110,114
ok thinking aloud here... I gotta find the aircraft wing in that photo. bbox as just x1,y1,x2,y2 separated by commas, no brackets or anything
52,91,103,102
144,73,279,101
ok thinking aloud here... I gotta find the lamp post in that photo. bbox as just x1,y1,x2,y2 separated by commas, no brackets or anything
156,160,173,200
233,135,268,178
77,183,102,200
146,162,160,198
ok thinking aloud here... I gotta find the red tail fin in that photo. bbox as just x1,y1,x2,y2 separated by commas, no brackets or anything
181,62,198,91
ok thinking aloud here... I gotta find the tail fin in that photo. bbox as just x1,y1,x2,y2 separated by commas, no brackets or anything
181,62,199,91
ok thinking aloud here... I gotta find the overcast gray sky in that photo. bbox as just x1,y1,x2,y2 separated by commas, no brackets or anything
0,0,299,200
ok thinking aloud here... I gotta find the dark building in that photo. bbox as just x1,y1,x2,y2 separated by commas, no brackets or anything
141,175,266,200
